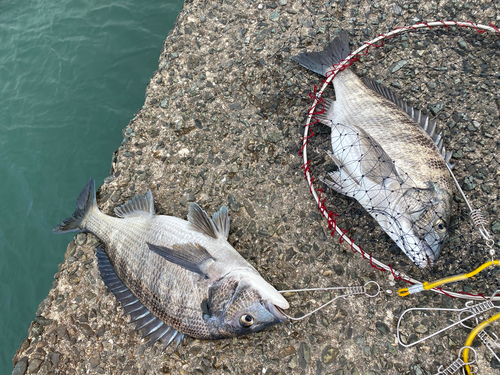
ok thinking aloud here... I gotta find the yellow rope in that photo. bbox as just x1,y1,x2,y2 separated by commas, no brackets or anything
463,312,500,374
398,260,499,297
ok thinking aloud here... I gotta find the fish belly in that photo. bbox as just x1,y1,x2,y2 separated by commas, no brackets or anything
85,211,212,338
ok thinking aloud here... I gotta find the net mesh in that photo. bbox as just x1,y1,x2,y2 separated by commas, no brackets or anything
297,23,500,298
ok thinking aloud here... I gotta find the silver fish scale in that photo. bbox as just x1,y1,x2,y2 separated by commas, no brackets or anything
314,64,454,267
54,179,288,344
86,211,227,339
294,31,454,267
331,69,453,191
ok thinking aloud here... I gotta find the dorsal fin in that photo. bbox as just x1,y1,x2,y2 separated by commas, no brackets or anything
364,77,404,109
363,77,452,168
212,206,230,240
188,203,231,240
444,149,454,170
115,191,155,218
188,203,218,239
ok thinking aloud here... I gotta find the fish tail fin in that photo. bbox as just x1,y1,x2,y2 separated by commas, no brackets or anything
53,178,97,233
292,30,350,76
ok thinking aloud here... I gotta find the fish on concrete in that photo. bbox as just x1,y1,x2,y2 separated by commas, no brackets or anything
53,179,289,350
293,30,454,268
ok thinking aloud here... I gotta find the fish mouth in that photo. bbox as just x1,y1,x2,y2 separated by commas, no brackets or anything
406,243,435,268
264,300,288,322
411,240,443,268
414,233,447,268
424,253,434,268
388,217,446,268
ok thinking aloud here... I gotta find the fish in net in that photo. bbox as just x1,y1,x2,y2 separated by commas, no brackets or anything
293,26,500,296
294,30,454,268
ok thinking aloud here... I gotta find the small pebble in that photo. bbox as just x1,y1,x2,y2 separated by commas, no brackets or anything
414,324,428,334
75,233,87,246
376,322,390,335
12,357,28,375
269,10,279,21
391,60,408,73
321,345,337,364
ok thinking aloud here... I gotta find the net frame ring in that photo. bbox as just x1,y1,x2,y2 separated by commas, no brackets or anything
300,20,500,301
435,346,477,375
363,281,380,298
458,346,477,367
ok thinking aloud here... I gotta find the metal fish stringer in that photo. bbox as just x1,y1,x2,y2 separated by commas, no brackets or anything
278,281,380,321
433,346,477,375
477,329,500,362
397,290,500,348
445,164,497,262
454,310,500,372
462,311,500,374
473,329,500,366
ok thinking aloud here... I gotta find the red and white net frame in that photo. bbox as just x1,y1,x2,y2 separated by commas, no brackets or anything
299,20,500,301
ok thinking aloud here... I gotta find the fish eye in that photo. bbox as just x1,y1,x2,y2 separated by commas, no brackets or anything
240,314,254,328
435,219,447,233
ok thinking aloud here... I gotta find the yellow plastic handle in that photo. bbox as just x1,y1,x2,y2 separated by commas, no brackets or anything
463,312,500,374
398,288,410,297
398,260,499,297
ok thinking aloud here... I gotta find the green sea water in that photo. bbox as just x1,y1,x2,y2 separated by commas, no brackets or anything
0,0,184,371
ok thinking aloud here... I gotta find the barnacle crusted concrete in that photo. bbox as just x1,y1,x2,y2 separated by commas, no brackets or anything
13,0,500,374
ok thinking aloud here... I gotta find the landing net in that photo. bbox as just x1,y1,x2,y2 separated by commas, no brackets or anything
299,21,500,301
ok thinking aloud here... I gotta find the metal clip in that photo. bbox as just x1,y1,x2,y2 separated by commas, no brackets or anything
397,290,500,348
279,281,380,321
478,330,500,364
477,329,500,349
446,164,496,260
462,317,500,366
433,346,477,375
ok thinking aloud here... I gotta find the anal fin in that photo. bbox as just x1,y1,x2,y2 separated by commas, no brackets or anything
321,151,359,197
315,98,335,127
95,247,183,351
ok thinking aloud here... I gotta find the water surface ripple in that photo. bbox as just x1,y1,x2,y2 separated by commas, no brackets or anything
0,0,184,371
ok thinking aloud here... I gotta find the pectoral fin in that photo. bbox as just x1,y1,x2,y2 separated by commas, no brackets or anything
356,133,402,186
330,122,403,186
147,242,215,278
